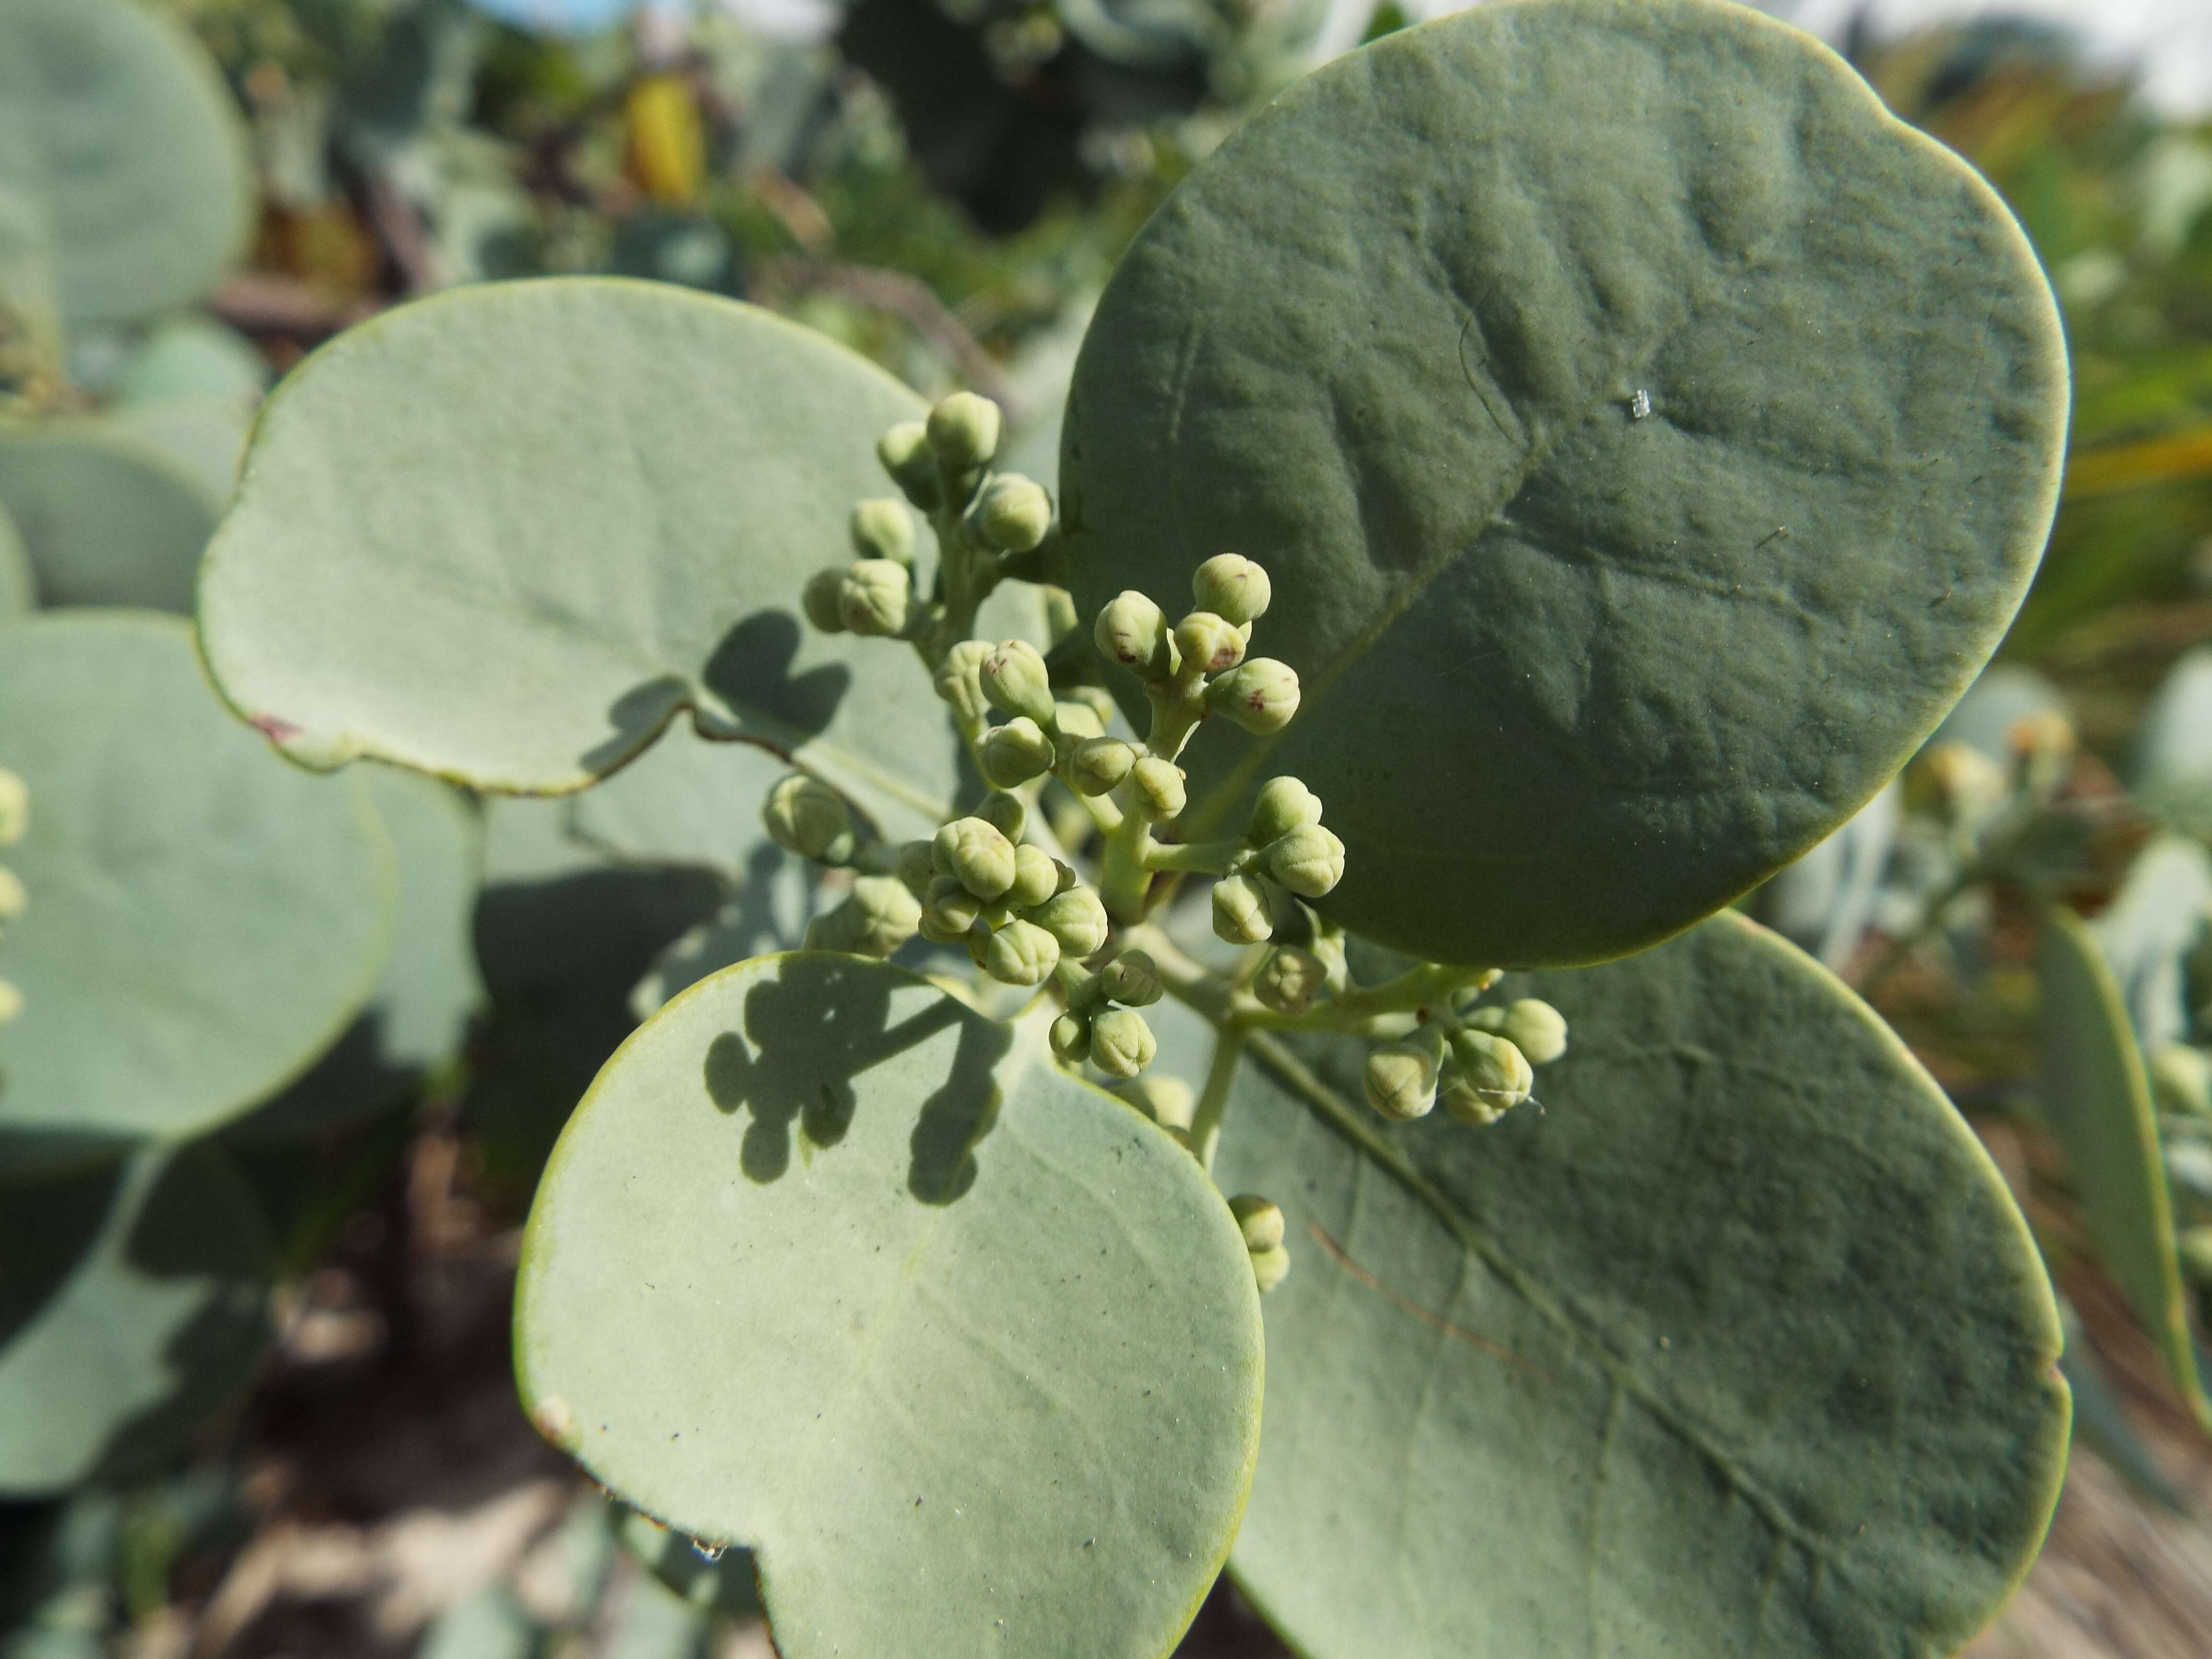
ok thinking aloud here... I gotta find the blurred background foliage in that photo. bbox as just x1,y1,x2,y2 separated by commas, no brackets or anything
8,1,2212,1656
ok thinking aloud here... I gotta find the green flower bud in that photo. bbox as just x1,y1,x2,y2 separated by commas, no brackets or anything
0,978,19,1024
1096,949,1162,1007
1053,699,1105,744
1499,998,1567,1065
877,420,940,509
2151,1045,2212,1119
1115,1074,1194,1131
805,876,922,957
1006,842,1062,910
1045,586,1081,644
1252,945,1328,1016
894,840,937,898
1130,757,1186,821
850,497,915,564
1065,685,1117,727
0,867,24,924
1174,611,1246,676
762,773,853,862
1228,1193,1284,1253
1364,1042,1438,1121
1192,553,1272,626
980,717,1055,788
1069,737,1138,797
1248,776,1323,845
926,391,1002,471
0,770,24,847
1208,658,1300,734
1445,1029,1532,1122
1094,591,1175,680
1031,885,1109,958
1266,824,1346,899
978,638,1056,725
1212,872,1275,945
1250,1244,1291,1295
920,881,983,945
801,567,848,633
2181,1225,2212,1287
985,917,1061,986
1050,1010,1092,1062
932,641,991,730
933,817,1017,901
839,559,912,637
1088,1007,1157,1079
969,473,1053,553
976,790,1026,840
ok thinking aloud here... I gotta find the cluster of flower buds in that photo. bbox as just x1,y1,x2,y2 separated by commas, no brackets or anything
1363,996,1566,1127
1210,776,1346,946
933,637,1118,789
1095,554,1301,762
1049,949,1163,1078
801,494,920,638
895,796,1111,990
0,769,24,1024
1228,1194,1289,1294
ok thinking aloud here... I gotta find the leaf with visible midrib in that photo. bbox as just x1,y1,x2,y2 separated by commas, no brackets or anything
1212,912,2067,1659
198,279,1012,845
1061,0,2067,968
516,952,1263,1659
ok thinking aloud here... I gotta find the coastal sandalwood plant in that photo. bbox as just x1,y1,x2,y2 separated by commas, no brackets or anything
188,1,2075,1654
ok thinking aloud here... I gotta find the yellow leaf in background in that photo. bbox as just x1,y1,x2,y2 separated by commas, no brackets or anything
2065,427,2212,499
625,74,705,208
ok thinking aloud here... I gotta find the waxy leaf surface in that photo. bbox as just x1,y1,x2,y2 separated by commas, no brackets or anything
199,279,975,842
1062,0,2067,965
517,953,1262,1659
0,613,393,1167
0,421,224,612
1212,912,2066,1659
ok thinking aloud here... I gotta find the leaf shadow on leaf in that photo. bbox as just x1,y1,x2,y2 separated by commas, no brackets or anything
0,1160,124,1349
697,610,852,743
700,954,1008,1202
580,675,693,776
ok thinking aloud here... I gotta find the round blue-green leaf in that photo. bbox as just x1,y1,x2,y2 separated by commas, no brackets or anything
516,953,1262,1659
0,1141,272,1496
1061,0,2067,967
0,420,224,611
198,279,973,842
1213,912,2066,1659
0,0,252,327
0,612,395,1168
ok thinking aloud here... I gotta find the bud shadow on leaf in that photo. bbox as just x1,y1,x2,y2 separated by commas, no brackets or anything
701,955,1007,1200
698,610,852,742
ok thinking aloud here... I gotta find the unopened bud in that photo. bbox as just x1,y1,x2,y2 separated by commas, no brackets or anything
1192,554,1272,626
877,421,940,509
1115,1074,1194,1131
1050,1010,1092,1062
2181,1226,2212,1287
1089,1007,1157,1078
894,840,936,898
933,640,993,729
1364,1042,1437,1121
1044,587,1081,644
985,917,1061,986
1174,612,1246,676
976,790,1026,840
1006,842,1062,910
0,980,19,1023
1096,950,1162,1007
969,474,1053,553
1228,1194,1284,1252
0,867,24,923
1130,757,1186,821
979,638,1056,725
1031,886,1109,957
1252,946,1328,1016
1250,1245,1290,1295
1499,998,1566,1065
805,876,922,957
840,559,912,637
1212,873,1275,945
0,771,24,846
934,817,1017,901
926,391,1001,472
801,567,848,633
1921,741,2007,825
1266,825,1345,899
1069,737,1138,796
980,718,1055,788
920,880,983,944
850,497,915,564
1445,1030,1532,1122
1053,699,1105,743
1208,658,1300,734
763,773,853,862
1249,776,1322,845
1095,591,1175,680
2152,1045,2212,1119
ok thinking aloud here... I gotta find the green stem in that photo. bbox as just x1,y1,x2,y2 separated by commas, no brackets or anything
1239,961,1494,1036
1143,838,1242,875
1189,1024,1245,1171
1098,797,1159,924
